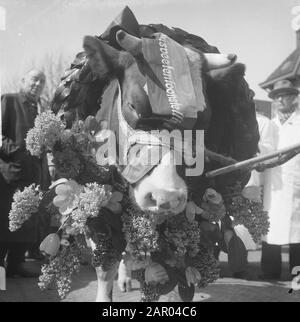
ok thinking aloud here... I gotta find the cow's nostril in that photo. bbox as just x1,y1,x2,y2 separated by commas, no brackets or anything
158,201,171,210
148,193,154,201
145,193,156,207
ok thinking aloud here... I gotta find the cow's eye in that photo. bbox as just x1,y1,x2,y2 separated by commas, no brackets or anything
128,102,136,111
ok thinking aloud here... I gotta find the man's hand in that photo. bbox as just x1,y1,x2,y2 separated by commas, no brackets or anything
0,161,22,185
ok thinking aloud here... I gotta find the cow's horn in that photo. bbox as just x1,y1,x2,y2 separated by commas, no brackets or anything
204,53,237,70
116,30,142,56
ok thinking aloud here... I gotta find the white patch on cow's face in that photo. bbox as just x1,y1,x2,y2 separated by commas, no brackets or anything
133,151,187,215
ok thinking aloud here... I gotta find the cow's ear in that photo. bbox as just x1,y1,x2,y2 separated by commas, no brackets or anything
208,63,246,83
115,30,142,56
83,36,120,79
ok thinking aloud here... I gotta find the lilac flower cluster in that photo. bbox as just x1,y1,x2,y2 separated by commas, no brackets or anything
38,243,81,299
187,246,220,288
92,232,121,271
122,200,160,259
228,195,270,243
71,183,111,234
26,111,65,157
164,213,201,259
9,184,42,232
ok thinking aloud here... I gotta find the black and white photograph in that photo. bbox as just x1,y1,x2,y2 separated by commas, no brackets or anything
0,0,300,305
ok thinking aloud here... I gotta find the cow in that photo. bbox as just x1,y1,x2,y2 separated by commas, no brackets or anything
82,31,255,301
52,22,258,301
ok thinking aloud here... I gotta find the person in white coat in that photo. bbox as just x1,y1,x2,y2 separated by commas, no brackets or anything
235,112,277,251
261,79,300,279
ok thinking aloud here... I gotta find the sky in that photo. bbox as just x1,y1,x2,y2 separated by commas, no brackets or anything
0,0,300,100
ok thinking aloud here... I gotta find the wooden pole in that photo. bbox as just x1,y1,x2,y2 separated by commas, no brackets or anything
205,142,300,178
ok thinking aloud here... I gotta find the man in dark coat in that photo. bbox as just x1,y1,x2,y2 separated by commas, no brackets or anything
0,70,50,277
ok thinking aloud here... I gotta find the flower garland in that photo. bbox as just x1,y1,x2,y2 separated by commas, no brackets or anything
11,111,270,302
121,191,220,301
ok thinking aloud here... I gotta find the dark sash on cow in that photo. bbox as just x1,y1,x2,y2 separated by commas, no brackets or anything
142,32,206,129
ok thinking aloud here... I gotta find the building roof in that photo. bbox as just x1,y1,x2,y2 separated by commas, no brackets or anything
260,47,300,90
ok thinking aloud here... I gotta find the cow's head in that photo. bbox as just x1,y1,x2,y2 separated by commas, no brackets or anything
83,30,237,216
